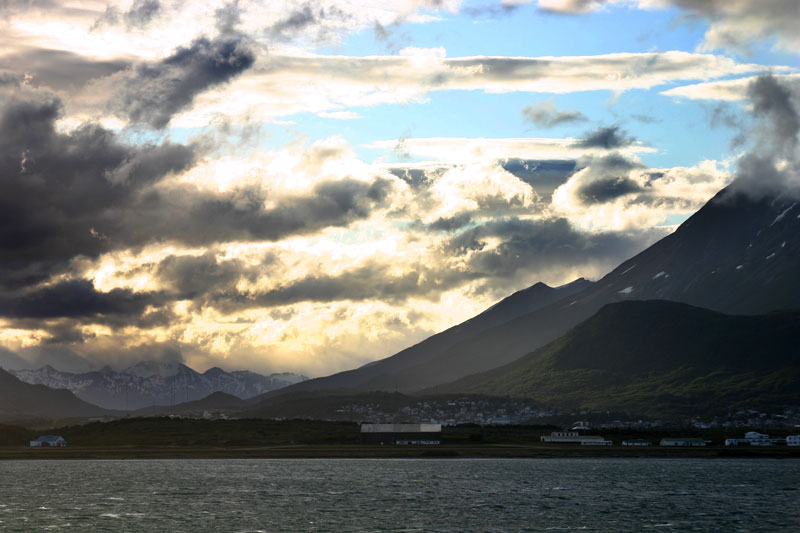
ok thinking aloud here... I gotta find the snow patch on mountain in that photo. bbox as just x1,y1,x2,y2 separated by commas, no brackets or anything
771,202,797,226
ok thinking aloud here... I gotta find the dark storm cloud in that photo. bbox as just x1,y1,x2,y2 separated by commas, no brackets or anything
0,91,195,289
215,0,243,35
94,0,161,30
114,36,255,129
0,86,400,303
747,75,799,155
0,0,54,15
0,279,161,320
155,177,395,245
668,0,800,51
565,154,648,206
123,0,161,27
0,48,130,91
427,213,474,232
447,217,662,279
576,125,635,149
0,73,20,87
577,176,644,204
267,5,317,40
266,3,350,43
729,75,800,199
233,263,479,309
155,252,256,301
521,100,587,128
252,265,423,306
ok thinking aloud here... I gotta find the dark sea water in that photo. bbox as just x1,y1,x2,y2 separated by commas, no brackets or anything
1,458,798,532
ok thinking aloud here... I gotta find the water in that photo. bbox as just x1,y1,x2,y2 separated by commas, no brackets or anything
0,458,798,532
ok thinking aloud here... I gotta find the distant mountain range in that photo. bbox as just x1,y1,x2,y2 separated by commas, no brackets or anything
10,361,307,410
257,186,800,414
434,300,800,415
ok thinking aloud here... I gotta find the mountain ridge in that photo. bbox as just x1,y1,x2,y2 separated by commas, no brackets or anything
431,300,800,415
261,277,593,396
348,187,800,392
10,362,308,410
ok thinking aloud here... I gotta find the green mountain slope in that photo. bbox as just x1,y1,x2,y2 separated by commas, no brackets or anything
434,300,800,416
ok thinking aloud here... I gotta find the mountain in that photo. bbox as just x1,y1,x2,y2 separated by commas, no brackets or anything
134,391,248,417
0,368,110,421
10,362,308,410
433,300,800,416
336,187,800,392
267,277,592,395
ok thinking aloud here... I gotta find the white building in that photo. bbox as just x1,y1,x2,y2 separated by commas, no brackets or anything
30,435,66,447
725,432,780,446
787,435,800,447
541,432,611,445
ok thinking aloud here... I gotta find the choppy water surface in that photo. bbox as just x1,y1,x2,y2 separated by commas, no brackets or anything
1,458,798,532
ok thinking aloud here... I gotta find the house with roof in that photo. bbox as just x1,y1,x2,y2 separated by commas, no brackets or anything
30,435,67,447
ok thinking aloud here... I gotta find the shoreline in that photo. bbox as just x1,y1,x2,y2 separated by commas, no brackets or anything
3,444,800,460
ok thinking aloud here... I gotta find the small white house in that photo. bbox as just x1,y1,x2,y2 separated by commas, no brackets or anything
30,435,66,447
787,435,800,447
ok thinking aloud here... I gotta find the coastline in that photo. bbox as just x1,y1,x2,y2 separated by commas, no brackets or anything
3,444,800,460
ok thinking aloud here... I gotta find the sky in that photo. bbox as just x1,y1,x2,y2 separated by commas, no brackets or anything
0,0,799,376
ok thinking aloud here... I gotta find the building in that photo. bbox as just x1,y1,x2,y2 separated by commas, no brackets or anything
622,438,652,446
725,432,781,446
30,435,66,447
787,435,800,447
541,432,611,445
360,424,441,445
659,438,706,447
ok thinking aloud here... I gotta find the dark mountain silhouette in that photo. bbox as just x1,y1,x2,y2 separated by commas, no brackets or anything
342,187,800,392
433,300,800,415
0,368,110,421
134,391,248,417
261,277,592,396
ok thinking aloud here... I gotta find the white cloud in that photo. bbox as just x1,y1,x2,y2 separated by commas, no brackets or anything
662,73,800,101
365,135,656,163
552,157,731,230
318,110,363,120
163,51,786,127
538,1,800,55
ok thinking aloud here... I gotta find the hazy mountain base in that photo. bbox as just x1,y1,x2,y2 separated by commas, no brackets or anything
433,301,800,416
